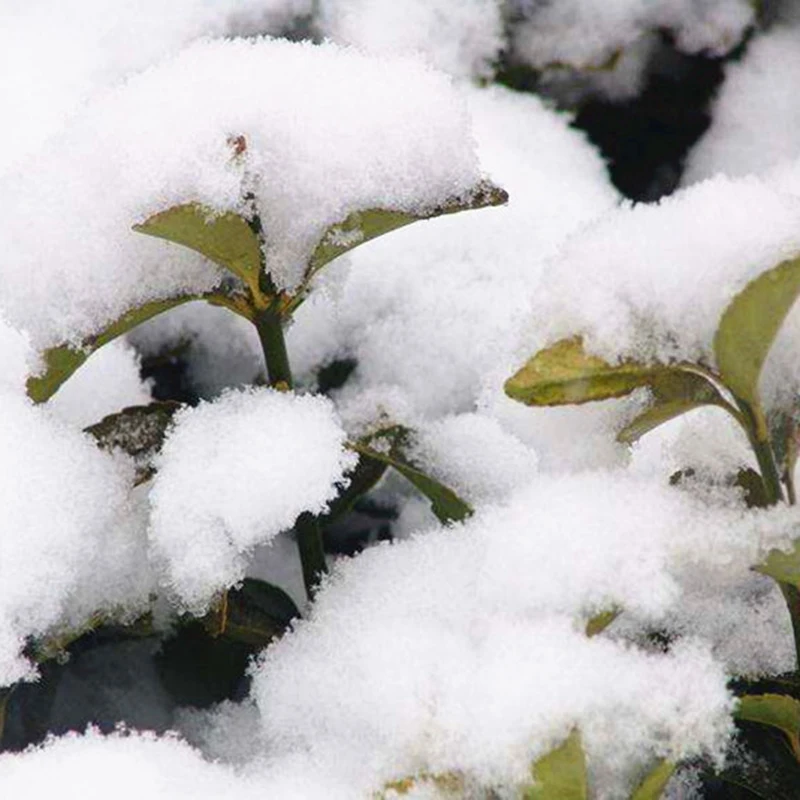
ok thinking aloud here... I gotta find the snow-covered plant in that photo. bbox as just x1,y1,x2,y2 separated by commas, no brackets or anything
505,249,800,793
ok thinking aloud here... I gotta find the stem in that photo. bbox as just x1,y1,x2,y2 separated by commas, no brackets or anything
739,400,784,505
252,304,327,601
0,686,10,750
781,584,800,672
295,511,328,599
254,308,293,389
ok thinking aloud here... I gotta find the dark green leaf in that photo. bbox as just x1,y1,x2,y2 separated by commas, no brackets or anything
630,761,675,800
304,181,508,283
736,694,800,761
350,429,472,524
522,729,588,800
133,204,263,296
714,254,800,406
27,294,204,403
321,455,389,524
85,401,182,484
734,468,770,509
225,579,300,646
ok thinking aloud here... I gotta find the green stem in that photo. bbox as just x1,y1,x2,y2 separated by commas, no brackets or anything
0,685,13,750
295,511,328,599
781,583,800,672
252,305,327,601
739,400,784,506
254,308,293,389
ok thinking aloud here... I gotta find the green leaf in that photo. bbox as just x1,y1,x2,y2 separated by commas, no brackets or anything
350,428,472,524
133,204,263,296
617,370,728,445
505,338,683,408
27,294,203,403
734,467,771,509
735,694,800,761
756,541,800,588
85,401,182,484
522,729,588,800
586,607,621,637
630,761,676,800
714,254,800,406
320,454,389,524
304,181,508,284
203,578,300,647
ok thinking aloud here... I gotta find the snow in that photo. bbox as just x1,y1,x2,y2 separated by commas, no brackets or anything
0,391,151,686
510,0,753,101
2,2,800,796
0,36,481,353
148,388,356,611
316,0,504,80
251,473,752,793
685,25,800,184
528,174,800,406
48,340,153,430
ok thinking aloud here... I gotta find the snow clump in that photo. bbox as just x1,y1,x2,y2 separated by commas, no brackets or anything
148,388,356,611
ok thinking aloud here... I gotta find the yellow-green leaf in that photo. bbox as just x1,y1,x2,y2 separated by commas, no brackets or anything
304,181,508,283
133,204,263,295
505,338,676,407
735,693,800,760
586,607,621,637
523,730,588,800
629,761,675,800
756,540,800,587
617,370,727,445
714,254,800,405
27,294,203,403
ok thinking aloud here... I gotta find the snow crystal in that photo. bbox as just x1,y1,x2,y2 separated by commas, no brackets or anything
0,37,481,352
316,0,504,80
148,388,356,611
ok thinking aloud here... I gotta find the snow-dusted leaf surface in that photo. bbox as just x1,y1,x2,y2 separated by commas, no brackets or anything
5,2,800,798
